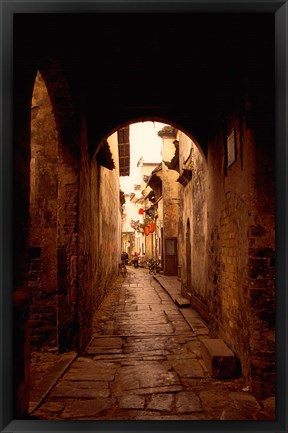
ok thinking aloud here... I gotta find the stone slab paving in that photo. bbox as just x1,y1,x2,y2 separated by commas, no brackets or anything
30,267,275,421
29,351,77,413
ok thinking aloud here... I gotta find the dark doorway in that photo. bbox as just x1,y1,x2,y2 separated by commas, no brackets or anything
164,237,177,276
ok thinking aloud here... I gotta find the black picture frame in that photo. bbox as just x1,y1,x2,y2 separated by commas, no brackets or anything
1,1,287,433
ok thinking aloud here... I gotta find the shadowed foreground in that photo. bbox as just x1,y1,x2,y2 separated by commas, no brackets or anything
29,268,275,421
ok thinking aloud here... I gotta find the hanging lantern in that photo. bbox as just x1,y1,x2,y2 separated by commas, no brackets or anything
144,226,150,236
149,222,155,233
138,208,144,215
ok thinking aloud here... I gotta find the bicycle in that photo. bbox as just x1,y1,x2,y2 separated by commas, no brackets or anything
148,258,158,275
119,261,127,277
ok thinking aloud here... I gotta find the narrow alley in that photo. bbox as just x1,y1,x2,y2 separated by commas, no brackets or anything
4,9,283,432
29,267,274,421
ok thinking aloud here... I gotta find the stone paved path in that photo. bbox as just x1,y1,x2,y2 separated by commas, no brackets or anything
30,267,275,421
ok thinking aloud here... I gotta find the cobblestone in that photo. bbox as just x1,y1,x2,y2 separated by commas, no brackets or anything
29,267,275,420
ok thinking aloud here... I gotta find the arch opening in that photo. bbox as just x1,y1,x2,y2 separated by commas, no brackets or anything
101,120,207,282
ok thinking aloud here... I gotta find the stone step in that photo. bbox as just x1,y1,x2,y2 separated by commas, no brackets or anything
200,338,241,379
174,295,191,308
180,308,210,336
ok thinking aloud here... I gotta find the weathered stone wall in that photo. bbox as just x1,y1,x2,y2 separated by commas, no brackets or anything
246,95,275,397
90,132,122,313
206,112,253,363
28,67,92,354
156,198,164,261
175,95,275,399
121,231,134,259
121,193,137,259
76,118,93,352
29,71,58,349
159,127,179,275
55,133,79,353
162,167,179,239
144,230,153,260
73,119,123,354
35,59,82,353
205,99,275,397
161,130,179,239
13,58,41,415
177,132,208,310
99,133,122,278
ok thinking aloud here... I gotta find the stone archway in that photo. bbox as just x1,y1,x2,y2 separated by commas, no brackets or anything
29,71,59,351
106,119,206,281
38,57,81,353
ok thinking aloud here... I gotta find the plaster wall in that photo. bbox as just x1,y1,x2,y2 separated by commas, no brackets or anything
140,162,160,191
90,133,122,310
177,132,208,303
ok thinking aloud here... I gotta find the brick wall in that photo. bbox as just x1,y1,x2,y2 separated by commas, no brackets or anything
29,71,58,349
205,101,275,397
70,118,91,352
176,96,275,398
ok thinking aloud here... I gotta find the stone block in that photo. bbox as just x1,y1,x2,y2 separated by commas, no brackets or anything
175,295,190,308
200,338,241,379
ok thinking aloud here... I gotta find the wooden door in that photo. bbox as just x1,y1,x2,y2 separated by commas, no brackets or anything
164,237,177,275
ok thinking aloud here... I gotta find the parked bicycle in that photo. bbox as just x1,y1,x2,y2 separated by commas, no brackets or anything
119,261,127,277
148,258,161,275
